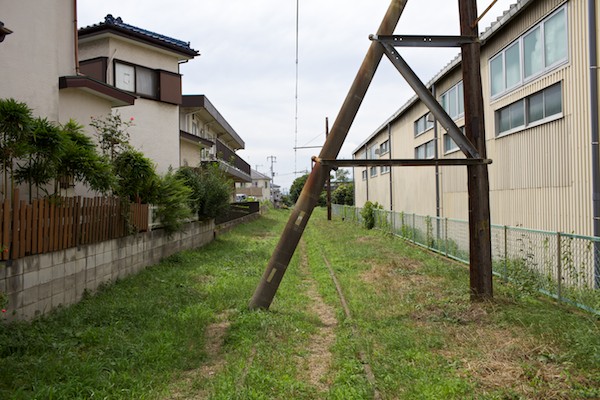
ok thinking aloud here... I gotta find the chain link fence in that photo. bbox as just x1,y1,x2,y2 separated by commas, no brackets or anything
333,204,600,315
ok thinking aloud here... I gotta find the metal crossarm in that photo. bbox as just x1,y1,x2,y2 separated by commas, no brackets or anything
370,34,476,47
375,39,481,159
316,158,492,167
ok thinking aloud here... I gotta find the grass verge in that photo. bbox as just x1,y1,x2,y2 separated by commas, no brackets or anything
0,208,598,399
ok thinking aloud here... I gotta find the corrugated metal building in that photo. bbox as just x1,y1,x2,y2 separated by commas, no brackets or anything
353,0,600,236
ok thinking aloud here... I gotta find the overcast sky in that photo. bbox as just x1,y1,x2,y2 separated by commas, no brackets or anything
78,0,515,192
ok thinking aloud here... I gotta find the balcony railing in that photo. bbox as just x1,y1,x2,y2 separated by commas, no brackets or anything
216,140,251,176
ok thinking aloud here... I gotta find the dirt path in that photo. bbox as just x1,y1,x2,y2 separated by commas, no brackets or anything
164,311,233,400
297,240,338,393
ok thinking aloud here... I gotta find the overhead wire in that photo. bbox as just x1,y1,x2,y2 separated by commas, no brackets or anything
294,0,300,176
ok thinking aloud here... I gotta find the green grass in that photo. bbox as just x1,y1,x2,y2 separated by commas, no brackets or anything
1,209,599,399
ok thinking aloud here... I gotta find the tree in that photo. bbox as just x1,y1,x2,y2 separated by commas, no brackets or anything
90,113,134,161
15,119,116,199
112,149,159,203
57,120,114,195
335,168,351,183
0,98,33,197
14,117,64,199
289,173,309,204
332,182,354,206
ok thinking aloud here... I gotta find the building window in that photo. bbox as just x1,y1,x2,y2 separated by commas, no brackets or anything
440,81,464,120
379,140,390,155
490,6,567,97
362,170,367,180
115,61,158,98
415,140,435,159
443,126,464,154
380,165,390,174
264,181,268,188
115,63,135,92
370,166,377,177
496,82,562,136
368,144,378,159
414,113,434,137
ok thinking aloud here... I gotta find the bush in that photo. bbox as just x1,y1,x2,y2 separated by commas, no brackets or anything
196,163,233,220
153,169,192,236
360,201,382,230
113,149,159,203
332,183,354,206
176,164,233,220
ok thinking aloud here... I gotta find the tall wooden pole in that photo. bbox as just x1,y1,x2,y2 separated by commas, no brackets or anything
249,0,407,310
459,0,493,299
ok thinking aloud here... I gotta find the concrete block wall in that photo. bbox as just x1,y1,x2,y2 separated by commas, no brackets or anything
0,219,215,321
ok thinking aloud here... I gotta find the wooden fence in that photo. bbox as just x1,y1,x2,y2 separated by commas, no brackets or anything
0,190,149,261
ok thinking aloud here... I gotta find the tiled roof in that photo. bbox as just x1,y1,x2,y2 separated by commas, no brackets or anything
79,14,199,58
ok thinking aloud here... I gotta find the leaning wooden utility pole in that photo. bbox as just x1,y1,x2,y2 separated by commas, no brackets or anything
459,0,493,299
249,0,407,309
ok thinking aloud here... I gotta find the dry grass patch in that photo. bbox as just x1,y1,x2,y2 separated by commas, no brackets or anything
360,257,445,296
435,303,579,399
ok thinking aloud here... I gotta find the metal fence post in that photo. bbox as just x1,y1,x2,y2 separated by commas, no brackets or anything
445,217,449,257
557,232,562,303
503,225,508,282
412,213,416,243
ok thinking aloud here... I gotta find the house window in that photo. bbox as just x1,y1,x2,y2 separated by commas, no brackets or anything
264,181,268,188
380,165,390,174
368,144,378,159
490,6,567,97
370,166,377,177
440,82,464,120
415,140,435,159
115,63,135,92
496,82,562,136
114,61,158,98
136,66,157,97
414,114,434,137
379,140,390,155
362,170,367,180
443,126,464,154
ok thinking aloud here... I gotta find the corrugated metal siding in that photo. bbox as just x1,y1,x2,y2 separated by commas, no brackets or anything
443,0,593,235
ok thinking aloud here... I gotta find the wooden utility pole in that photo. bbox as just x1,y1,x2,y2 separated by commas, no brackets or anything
249,0,407,310
459,0,493,299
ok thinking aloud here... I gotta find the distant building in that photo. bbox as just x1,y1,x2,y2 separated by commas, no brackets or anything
236,169,272,201
180,95,251,184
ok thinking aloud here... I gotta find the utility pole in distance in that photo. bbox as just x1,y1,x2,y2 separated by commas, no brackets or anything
267,156,277,202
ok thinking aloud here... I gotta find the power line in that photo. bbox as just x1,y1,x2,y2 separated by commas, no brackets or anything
294,0,299,177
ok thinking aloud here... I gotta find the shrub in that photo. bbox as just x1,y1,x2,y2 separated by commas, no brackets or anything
154,169,193,236
360,201,382,230
174,166,203,216
113,149,159,203
176,164,233,220
332,183,354,206
196,163,233,220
